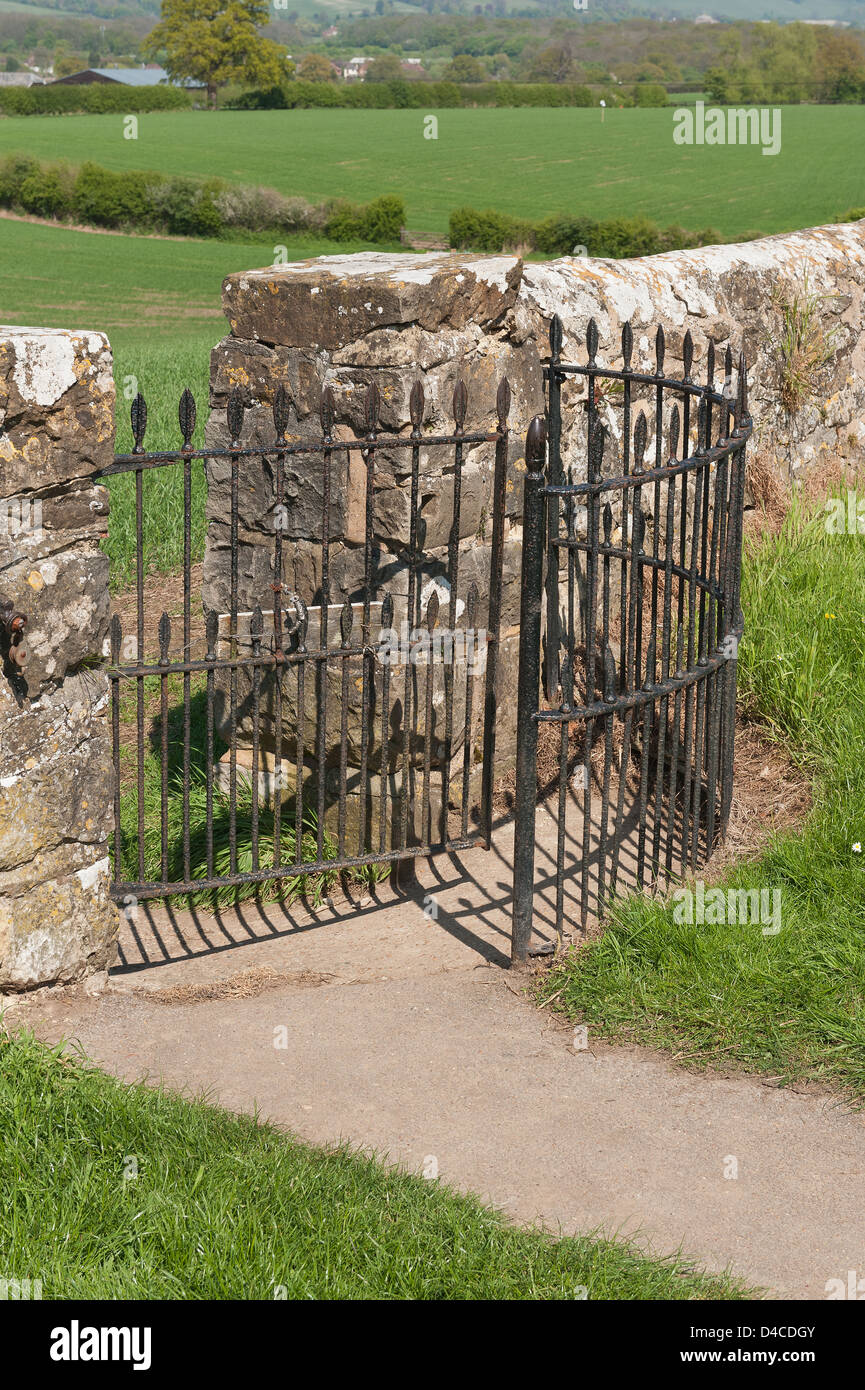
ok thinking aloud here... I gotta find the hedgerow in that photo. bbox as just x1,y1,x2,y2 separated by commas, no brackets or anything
0,84,192,115
0,154,405,245
449,205,725,258
226,80,595,110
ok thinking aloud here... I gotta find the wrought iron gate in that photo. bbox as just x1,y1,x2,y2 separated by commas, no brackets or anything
511,315,752,963
98,376,510,904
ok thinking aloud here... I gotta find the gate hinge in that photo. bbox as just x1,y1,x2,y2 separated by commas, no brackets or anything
0,594,28,669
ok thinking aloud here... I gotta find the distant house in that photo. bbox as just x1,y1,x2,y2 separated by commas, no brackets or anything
340,56,369,81
338,55,424,82
0,72,44,87
693,13,718,23
322,25,339,38
50,67,204,89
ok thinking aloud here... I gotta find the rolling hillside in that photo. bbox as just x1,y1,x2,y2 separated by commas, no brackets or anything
0,0,861,24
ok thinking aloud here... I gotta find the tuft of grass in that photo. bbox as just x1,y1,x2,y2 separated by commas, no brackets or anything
0,1034,752,1301
148,764,344,910
769,276,838,416
541,493,865,1100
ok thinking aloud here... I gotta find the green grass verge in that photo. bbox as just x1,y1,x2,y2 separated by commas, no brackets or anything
0,1034,750,1300
541,494,865,1099
2,106,865,242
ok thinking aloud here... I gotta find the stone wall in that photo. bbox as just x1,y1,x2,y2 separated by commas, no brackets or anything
521,220,865,485
209,219,865,503
0,327,117,992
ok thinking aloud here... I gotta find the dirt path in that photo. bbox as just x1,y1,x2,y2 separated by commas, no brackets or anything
13,796,861,1302
0,208,203,244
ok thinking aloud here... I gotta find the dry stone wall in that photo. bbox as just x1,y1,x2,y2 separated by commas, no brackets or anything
521,220,865,487
0,327,117,993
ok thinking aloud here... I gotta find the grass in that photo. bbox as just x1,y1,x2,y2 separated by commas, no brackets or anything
1,105,864,242
770,276,839,416
0,1032,750,1300
108,341,210,588
109,349,216,597
541,492,865,1100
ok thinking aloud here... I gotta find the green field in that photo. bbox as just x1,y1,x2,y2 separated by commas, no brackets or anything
1,106,864,243
0,213,372,452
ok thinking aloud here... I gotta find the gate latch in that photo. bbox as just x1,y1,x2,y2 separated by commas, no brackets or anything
0,594,28,669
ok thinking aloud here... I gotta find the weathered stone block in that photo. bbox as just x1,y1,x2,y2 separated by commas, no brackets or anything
210,601,490,773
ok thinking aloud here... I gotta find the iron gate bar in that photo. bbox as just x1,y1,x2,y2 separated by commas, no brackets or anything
531,638,743,722
109,841,484,904
100,432,502,474
512,414,547,963
513,314,751,965
101,375,510,905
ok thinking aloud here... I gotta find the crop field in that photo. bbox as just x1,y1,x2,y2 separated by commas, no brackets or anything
1,105,864,243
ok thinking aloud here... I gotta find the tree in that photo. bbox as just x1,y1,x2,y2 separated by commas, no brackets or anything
297,52,336,82
54,48,88,78
143,0,288,108
815,32,865,104
523,43,579,85
365,53,403,82
442,52,486,83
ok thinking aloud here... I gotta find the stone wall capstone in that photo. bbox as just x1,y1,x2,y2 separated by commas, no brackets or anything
0,327,117,993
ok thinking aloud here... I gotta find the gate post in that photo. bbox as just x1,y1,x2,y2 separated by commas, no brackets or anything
511,415,547,966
